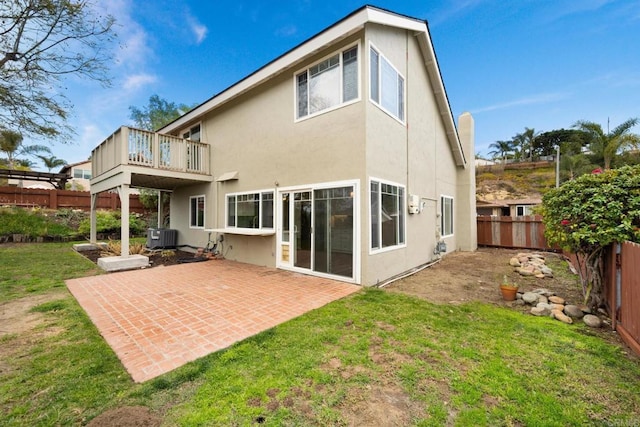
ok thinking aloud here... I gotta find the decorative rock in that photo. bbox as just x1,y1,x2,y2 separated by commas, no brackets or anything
536,302,554,311
522,292,539,304
578,304,591,314
583,314,602,328
552,309,573,324
535,273,545,279
509,257,521,267
548,296,565,305
551,303,565,311
564,305,585,319
513,299,525,306
532,288,553,297
518,268,534,276
516,292,523,300
538,295,549,305
531,306,551,316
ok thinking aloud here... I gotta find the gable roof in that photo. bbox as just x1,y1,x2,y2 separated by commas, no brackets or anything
159,5,466,167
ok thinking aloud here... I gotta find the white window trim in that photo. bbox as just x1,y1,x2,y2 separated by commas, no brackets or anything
189,194,206,229
440,195,454,238
293,41,361,123
369,177,407,255
181,122,202,141
515,205,533,217
225,189,275,230
368,42,406,125
276,179,361,285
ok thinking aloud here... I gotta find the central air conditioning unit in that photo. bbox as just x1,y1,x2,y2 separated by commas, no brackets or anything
147,228,177,249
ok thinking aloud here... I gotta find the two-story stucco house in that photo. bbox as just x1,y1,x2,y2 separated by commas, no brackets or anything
89,6,477,285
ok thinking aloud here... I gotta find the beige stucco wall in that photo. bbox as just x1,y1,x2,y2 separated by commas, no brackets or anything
169,24,474,285
361,24,469,285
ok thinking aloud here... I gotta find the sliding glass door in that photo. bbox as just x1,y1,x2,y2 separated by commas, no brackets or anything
278,184,355,280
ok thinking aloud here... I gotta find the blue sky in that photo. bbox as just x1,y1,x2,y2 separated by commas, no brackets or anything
41,0,640,169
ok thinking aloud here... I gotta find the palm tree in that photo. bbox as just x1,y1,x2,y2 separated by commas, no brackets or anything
574,118,639,170
512,127,539,161
0,130,51,169
488,140,514,163
37,155,67,172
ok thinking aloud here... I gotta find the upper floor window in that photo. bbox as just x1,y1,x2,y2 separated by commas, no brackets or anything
182,124,201,142
190,195,205,228
296,45,359,120
370,45,405,122
227,191,274,229
73,169,92,179
441,196,454,237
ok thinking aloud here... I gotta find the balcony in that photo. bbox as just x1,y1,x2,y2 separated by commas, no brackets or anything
91,126,213,192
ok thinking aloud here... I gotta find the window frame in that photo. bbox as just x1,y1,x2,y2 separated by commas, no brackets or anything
440,195,454,238
189,195,205,229
294,42,361,122
181,123,202,142
369,43,405,124
369,177,406,253
515,205,533,217
226,190,275,230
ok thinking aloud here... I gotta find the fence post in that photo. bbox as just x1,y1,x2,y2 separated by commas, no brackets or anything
50,189,58,209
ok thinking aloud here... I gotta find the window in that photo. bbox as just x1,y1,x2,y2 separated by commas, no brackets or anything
370,179,405,250
296,45,358,119
227,191,275,229
370,45,404,122
190,195,205,228
182,124,201,142
441,196,454,237
73,169,91,179
516,205,533,217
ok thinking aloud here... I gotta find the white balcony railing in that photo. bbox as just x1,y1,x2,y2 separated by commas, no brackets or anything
92,126,210,178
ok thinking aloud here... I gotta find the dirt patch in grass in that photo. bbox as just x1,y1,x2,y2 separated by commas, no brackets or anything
86,406,162,427
0,291,67,337
386,247,584,307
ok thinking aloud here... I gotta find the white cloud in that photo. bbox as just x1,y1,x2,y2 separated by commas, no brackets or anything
472,92,568,114
275,24,297,37
186,13,208,44
123,73,158,91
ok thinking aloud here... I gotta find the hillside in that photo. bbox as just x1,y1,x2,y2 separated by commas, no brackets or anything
476,161,556,202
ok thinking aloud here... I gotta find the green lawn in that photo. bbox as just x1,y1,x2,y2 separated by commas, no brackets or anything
1,243,639,426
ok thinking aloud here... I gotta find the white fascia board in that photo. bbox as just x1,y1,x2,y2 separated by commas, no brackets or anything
161,7,436,135
415,31,466,167
161,9,372,134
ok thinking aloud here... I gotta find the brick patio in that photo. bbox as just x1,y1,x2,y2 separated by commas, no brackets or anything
66,260,360,382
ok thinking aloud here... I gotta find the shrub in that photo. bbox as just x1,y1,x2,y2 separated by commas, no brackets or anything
78,210,147,236
0,207,73,237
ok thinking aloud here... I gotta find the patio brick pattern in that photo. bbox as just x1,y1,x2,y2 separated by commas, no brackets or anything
66,260,360,382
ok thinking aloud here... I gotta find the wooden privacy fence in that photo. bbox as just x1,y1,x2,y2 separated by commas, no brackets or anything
0,186,146,213
477,215,557,251
604,241,640,355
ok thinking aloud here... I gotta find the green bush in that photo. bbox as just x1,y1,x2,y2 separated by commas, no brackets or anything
78,210,147,236
0,207,74,237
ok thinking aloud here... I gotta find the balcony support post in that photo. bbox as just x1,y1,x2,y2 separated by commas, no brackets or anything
117,184,131,256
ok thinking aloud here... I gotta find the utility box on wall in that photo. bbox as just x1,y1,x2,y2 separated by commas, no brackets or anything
408,194,421,214
147,228,177,249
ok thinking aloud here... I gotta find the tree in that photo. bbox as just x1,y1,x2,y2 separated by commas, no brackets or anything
541,165,640,309
535,129,591,158
488,140,514,163
0,129,51,169
512,127,539,161
37,154,66,172
0,0,116,139
129,95,194,131
574,118,640,170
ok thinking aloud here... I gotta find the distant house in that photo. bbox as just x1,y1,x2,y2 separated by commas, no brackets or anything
476,198,541,217
89,6,477,285
7,159,92,190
